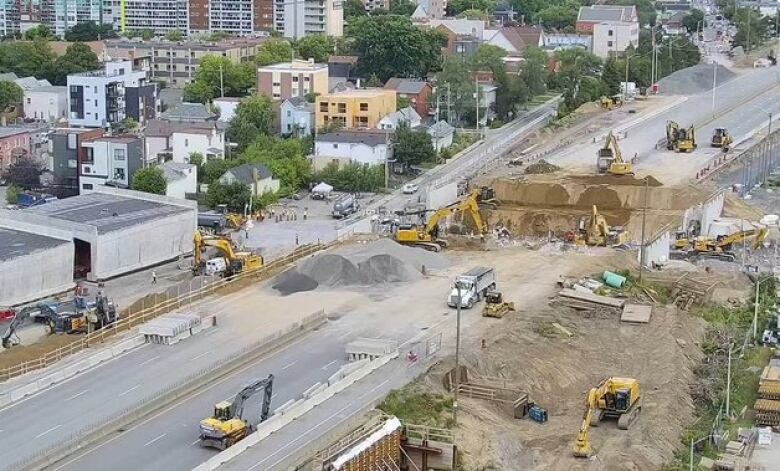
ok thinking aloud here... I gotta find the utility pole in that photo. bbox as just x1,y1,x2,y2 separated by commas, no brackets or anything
384,129,391,188
651,26,656,87
747,11,751,55
624,55,631,102
219,64,225,98
711,60,717,118
725,342,733,417
475,78,480,137
768,113,774,180
639,176,649,282
447,83,452,125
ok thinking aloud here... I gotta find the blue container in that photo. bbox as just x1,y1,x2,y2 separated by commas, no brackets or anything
603,271,626,288
529,405,548,423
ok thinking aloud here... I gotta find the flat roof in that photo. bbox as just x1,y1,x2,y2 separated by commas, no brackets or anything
0,226,69,262
25,192,191,234
0,127,30,138
258,61,328,71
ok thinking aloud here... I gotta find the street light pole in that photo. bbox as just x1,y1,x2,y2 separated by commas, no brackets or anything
726,341,733,417
711,60,717,118
639,176,649,282
753,277,765,341
453,283,462,425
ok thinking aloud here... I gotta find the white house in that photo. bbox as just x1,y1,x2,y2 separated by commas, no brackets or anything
213,97,242,123
592,22,639,58
79,136,144,194
377,107,422,130
162,162,197,200
218,163,280,196
67,60,147,128
312,131,392,171
280,97,315,137
426,120,455,152
24,86,68,122
144,119,225,164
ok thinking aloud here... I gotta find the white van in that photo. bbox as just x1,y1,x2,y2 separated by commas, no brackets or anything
205,258,228,276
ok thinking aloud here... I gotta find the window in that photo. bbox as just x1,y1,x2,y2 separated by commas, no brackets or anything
359,102,368,111
67,133,77,149
273,93,281,99
332,143,338,148
608,30,614,36
114,148,126,160
26,98,30,104
337,103,346,113
272,81,280,87
320,102,328,112
82,183,93,190
304,76,310,82
84,166,91,174
94,86,98,93
292,76,299,82
115,168,125,180
287,110,291,117
607,41,613,47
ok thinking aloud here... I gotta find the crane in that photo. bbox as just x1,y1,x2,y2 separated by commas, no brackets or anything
596,131,633,175
199,374,274,450
573,377,642,458
193,230,263,276
393,189,486,252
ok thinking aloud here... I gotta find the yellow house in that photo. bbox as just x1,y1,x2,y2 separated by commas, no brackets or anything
316,88,397,130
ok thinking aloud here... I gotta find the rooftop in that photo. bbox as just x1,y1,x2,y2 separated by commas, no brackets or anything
316,131,391,146
577,5,636,22
283,96,314,110
160,102,216,122
25,192,191,234
328,55,359,64
0,227,69,262
145,119,219,137
258,59,328,71
429,19,485,37
0,127,31,138
86,136,141,144
25,85,67,94
223,163,273,184
105,37,266,50
161,162,195,182
321,88,395,99
384,78,430,94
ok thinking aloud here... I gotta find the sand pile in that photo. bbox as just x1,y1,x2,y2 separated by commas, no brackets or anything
272,239,448,295
658,63,736,95
524,160,560,175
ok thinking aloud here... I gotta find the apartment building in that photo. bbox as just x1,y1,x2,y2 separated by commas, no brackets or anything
67,60,148,128
35,0,102,37
113,0,189,36
257,59,329,101
105,38,266,87
274,0,342,39
80,136,144,193
576,5,639,58
189,0,274,35
315,88,396,130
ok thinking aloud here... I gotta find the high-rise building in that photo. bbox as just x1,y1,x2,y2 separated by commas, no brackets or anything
188,0,273,35
274,0,342,39
39,0,102,37
119,0,189,36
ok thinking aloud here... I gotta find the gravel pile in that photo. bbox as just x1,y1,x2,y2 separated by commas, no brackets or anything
272,269,319,296
525,160,561,175
335,239,449,271
658,63,736,95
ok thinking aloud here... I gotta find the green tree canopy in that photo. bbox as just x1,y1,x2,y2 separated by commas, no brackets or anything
5,184,20,205
3,158,43,189
435,56,479,125
23,25,54,41
131,167,167,195
682,8,705,33
53,42,101,84
183,55,254,102
471,44,506,76
240,136,312,192
166,29,183,41
521,46,548,96
201,159,237,184
256,38,294,65
227,95,276,151
394,123,436,166
344,0,367,18
64,22,117,41
535,2,579,30
389,0,416,15
0,40,56,82
295,35,334,63
0,81,23,110
447,0,496,15
315,162,384,192
348,15,446,82
206,181,252,212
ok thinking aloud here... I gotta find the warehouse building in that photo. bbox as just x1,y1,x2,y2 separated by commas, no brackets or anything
0,187,196,305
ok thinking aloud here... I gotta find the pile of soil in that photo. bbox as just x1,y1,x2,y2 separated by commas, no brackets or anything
272,269,319,296
524,160,561,175
658,63,737,95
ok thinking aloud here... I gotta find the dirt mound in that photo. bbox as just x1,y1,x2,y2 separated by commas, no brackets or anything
658,63,737,95
336,239,449,271
566,174,663,187
300,254,361,286
525,160,561,175
272,269,319,295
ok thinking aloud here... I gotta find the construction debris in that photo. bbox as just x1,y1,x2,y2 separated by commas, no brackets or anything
524,160,560,175
558,288,625,308
621,304,653,323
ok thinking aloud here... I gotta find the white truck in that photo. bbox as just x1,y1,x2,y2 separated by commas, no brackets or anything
447,266,496,309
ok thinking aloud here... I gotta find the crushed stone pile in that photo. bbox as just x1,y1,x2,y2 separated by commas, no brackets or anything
658,63,736,95
524,160,560,175
272,239,447,294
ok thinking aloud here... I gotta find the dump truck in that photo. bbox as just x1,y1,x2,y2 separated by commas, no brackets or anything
447,267,496,309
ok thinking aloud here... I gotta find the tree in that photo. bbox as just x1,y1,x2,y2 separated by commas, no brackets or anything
131,167,167,195
394,123,436,166
4,158,43,189
389,0,416,15
140,29,155,40
0,81,23,110
0,40,56,82
521,46,548,96
23,24,54,41
188,152,204,167
295,35,334,63
535,2,579,30
183,55,254,102
256,38,294,66
435,56,479,125
447,0,496,15
240,136,312,192
682,8,705,33
53,42,101,84
206,181,252,212
348,15,446,82
227,95,276,151
471,44,506,76
201,159,236,184
64,22,117,41
732,7,769,51
397,96,411,109
315,162,384,192
344,0,367,18
5,184,20,205
165,29,183,41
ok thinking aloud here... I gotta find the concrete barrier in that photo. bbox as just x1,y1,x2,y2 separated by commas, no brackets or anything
9,382,38,402
273,399,297,415
0,393,10,408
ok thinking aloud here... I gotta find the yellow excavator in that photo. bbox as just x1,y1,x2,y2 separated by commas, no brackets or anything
578,205,629,247
596,131,633,175
676,228,769,262
199,374,274,450
193,230,263,276
666,121,697,153
573,377,642,458
711,128,733,151
393,189,486,252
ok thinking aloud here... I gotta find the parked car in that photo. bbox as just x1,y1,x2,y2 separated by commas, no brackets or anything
402,183,419,194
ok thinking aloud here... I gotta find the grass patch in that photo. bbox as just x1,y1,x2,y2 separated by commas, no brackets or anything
379,384,455,429
595,269,673,305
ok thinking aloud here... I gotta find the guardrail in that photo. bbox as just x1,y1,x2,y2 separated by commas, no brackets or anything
0,242,332,383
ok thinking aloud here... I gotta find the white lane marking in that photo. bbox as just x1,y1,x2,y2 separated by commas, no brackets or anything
191,439,201,446
138,355,160,367
191,351,212,361
321,360,337,370
281,360,297,370
65,390,89,402
271,393,277,399
34,424,62,439
337,330,353,339
143,433,167,447
118,385,141,397
356,379,390,402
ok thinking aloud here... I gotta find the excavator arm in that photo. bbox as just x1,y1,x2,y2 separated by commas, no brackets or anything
231,374,274,422
2,306,43,348
573,388,597,457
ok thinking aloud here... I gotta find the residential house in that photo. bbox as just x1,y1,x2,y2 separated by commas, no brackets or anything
576,5,639,58
315,88,396,130
429,19,485,57
328,56,359,91
658,10,689,35
280,97,315,137
218,163,280,196
426,120,455,152
48,127,104,194
257,59,330,101
483,26,544,55
410,0,446,21
144,119,225,164
0,128,31,175
312,131,392,170
360,0,389,13
23,86,67,122
160,102,217,123
377,107,422,130
79,136,144,194
383,79,433,117
213,97,243,123
67,60,148,128
125,82,160,125
161,162,198,200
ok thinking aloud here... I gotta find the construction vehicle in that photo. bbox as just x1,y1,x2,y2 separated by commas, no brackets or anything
482,291,515,318
448,267,496,309
394,189,486,252
193,230,263,276
675,228,769,262
579,205,629,247
332,194,359,218
572,377,642,458
666,121,697,153
711,128,733,151
199,374,274,450
599,96,622,110
596,131,633,175
198,205,246,233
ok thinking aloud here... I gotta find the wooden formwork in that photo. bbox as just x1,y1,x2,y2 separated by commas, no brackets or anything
326,428,401,471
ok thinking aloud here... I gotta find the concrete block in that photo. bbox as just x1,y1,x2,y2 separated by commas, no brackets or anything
303,383,327,398
63,359,91,378
301,382,323,399
9,382,38,402
327,372,344,386
338,359,369,376
92,350,113,364
273,399,296,415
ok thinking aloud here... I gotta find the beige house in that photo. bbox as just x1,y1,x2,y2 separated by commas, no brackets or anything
315,88,396,130
218,163,280,196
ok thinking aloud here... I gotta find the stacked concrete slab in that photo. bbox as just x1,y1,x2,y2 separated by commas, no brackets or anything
139,312,202,345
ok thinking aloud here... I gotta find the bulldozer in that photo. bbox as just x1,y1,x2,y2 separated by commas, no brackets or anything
199,374,274,450
193,230,263,276
482,291,515,318
393,189,486,252
599,95,622,110
579,205,629,247
711,127,733,151
666,121,697,153
675,228,769,262
572,377,642,458
596,131,633,175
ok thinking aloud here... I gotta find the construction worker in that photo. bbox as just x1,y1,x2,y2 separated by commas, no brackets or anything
303,208,308,221
151,271,157,285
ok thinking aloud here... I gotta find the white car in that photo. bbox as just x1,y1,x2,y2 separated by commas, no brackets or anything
402,183,419,194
